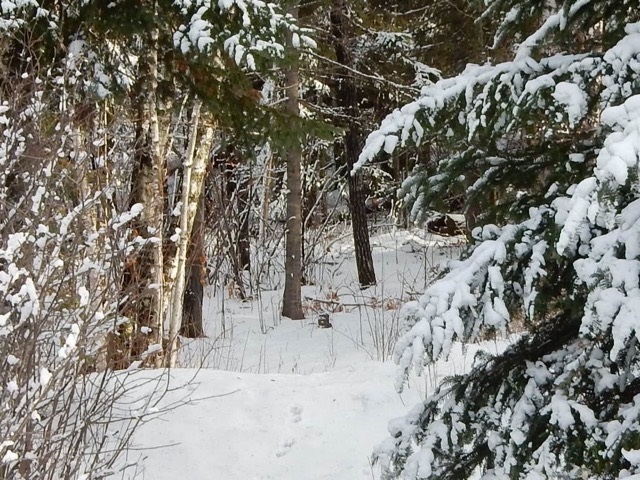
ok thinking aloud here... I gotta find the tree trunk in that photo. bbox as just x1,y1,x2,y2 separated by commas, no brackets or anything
217,153,249,300
167,102,214,366
330,0,376,288
346,140,376,287
181,189,205,338
281,5,304,320
117,23,165,369
237,167,251,272
259,147,273,243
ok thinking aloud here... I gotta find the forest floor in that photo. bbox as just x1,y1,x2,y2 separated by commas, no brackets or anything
121,227,512,479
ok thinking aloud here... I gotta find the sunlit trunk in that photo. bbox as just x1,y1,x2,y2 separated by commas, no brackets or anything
118,21,165,368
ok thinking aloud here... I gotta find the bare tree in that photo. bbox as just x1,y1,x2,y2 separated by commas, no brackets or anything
0,49,163,478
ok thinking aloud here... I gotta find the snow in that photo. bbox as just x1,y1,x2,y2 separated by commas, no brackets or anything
120,229,505,479
548,392,574,430
623,449,640,466
127,365,418,480
552,82,587,126
2,450,18,464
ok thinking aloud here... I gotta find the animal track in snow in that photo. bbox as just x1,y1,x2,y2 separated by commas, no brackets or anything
274,405,304,458
290,404,303,423
275,438,295,457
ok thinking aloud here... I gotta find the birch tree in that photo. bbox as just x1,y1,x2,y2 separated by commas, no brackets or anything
166,102,215,366
118,18,166,368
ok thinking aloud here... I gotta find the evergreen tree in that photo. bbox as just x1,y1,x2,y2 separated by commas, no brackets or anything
357,1,640,478
293,0,435,285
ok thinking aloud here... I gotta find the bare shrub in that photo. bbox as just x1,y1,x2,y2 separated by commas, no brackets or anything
0,54,160,477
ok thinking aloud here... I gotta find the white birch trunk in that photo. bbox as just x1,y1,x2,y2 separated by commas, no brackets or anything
166,103,214,367
162,97,195,332
148,25,166,367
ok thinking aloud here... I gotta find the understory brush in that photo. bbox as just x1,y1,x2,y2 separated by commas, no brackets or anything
0,74,173,477
184,224,472,370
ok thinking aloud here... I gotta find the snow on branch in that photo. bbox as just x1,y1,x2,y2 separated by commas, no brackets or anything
375,4,640,477
561,93,640,364
173,0,314,69
364,20,640,391
356,22,640,173
393,209,555,392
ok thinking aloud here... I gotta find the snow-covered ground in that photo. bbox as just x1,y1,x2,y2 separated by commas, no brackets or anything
122,228,510,479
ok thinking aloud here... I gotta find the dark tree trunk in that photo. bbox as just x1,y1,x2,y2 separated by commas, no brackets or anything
237,173,251,272
345,135,376,287
330,0,376,288
181,191,205,337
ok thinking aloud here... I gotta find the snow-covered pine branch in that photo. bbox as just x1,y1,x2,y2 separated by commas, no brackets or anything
173,0,315,70
367,2,640,478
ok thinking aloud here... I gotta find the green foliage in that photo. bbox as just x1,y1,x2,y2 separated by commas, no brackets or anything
360,1,640,478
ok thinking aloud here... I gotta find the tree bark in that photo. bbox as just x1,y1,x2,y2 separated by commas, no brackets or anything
237,173,251,272
330,0,376,288
181,189,205,338
281,5,305,320
259,147,273,243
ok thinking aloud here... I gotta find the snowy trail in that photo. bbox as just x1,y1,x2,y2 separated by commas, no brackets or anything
124,231,498,479
126,364,422,480
125,342,505,479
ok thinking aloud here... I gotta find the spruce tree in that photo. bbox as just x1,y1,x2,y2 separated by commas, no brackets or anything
357,1,640,478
